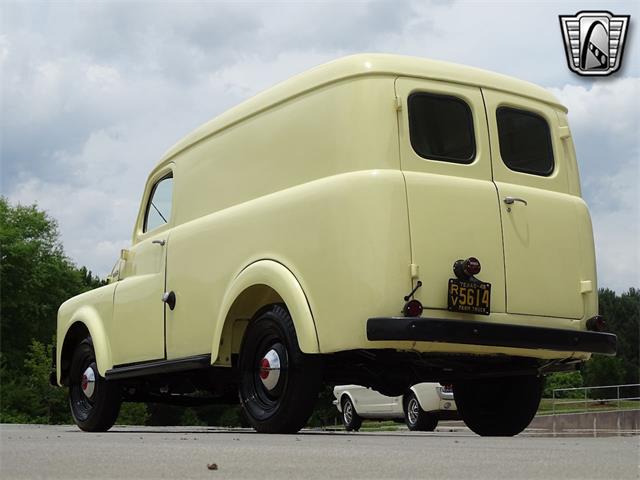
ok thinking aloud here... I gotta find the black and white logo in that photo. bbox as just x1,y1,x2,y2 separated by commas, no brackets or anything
559,11,630,76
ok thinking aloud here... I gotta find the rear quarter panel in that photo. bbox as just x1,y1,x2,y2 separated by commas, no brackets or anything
411,383,442,412
166,77,414,358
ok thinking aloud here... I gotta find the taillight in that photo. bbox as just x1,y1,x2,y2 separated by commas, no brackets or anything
403,299,423,317
453,257,482,280
464,257,481,276
586,315,607,332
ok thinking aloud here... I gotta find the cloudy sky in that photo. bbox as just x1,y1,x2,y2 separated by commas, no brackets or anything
2,0,638,292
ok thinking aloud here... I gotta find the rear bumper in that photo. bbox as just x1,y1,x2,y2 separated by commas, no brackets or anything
438,399,456,412
367,317,616,356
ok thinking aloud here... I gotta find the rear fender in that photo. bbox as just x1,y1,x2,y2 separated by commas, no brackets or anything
211,260,320,363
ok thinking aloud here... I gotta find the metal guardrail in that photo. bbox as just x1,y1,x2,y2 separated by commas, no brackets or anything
551,383,640,415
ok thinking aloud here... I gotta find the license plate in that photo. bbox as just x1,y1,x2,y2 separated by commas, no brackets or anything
447,278,491,315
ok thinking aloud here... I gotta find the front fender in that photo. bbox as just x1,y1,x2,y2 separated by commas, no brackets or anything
211,260,320,363
56,287,115,384
335,391,357,413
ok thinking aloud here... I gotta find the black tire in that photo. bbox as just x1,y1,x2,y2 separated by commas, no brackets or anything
341,396,362,432
453,375,543,437
404,391,438,431
238,304,322,433
68,339,121,432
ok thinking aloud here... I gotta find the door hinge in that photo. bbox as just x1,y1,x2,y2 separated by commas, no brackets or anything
410,263,419,279
580,280,593,294
395,95,402,111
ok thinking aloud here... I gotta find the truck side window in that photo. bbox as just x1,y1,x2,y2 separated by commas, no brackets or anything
144,175,173,233
496,107,554,176
408,92,475,164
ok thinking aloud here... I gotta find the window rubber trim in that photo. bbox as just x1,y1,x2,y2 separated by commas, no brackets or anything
407,91,477,165
495,106,555,177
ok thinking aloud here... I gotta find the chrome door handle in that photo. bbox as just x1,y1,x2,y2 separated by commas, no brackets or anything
162,291,176,310
503,197,528,206
152,239,166,246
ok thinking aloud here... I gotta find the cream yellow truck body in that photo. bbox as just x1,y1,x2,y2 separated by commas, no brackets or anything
55,54,615,435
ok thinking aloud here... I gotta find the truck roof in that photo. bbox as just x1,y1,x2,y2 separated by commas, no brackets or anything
160,54,565,163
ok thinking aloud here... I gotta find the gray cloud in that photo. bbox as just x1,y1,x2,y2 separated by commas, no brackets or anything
2,0,638,292
551,79,640,292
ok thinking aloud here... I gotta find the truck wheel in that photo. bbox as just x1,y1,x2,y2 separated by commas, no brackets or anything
238,304,322,433
341,396,362,432
404,392,438,431
453,375,543,436
68,339,121,432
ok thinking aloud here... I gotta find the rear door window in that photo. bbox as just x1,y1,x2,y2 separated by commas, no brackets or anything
408,93,476,164
496,107,554,176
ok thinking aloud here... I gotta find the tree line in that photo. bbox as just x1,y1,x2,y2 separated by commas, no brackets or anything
1,197,638,426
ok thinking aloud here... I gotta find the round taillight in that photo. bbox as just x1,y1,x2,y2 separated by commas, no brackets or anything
586,315,606,332
403,299,423,317
464,257,481,276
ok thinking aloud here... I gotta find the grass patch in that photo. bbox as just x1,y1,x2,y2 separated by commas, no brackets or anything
359,420,404,432
537,398,640,415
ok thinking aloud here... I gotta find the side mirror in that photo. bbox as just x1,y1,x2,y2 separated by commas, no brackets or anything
107,255,122,284
106,249,130,284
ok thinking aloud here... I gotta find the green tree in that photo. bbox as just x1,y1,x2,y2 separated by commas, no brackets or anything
117,403,151,426
578,289,639,397
0,340,70,424
582,356,626,389
598,288,639,385
0,198,105,423
543,371,583,398
307,385,338,428
0,198,102,370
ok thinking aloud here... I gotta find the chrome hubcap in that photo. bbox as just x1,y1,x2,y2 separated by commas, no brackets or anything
343,401,353,424
81,366,96,399
408,398,419,425
259,349,281,391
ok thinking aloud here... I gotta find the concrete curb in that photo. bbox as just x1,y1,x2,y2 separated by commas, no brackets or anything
529,409,640,437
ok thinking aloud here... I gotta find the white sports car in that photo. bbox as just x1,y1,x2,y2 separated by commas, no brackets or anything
333,383,457,431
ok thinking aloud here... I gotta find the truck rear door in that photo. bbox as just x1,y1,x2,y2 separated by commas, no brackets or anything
395,78,506,314
481,89,586,319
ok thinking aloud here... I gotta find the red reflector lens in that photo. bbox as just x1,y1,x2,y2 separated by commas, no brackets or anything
464,257,481,276
586,315,606,332
403,299,423,317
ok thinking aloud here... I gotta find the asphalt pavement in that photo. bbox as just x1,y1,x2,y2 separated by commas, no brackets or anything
0,424,638,479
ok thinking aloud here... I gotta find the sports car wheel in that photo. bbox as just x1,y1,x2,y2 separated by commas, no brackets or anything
404,391,438,431
341,396,362,432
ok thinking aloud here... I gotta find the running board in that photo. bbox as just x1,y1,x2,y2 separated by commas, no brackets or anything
105,354,212,381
